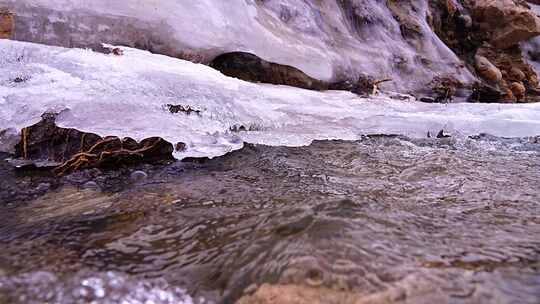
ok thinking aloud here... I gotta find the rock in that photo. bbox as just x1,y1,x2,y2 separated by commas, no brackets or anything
474,55,502,83
130,170,148,181
420,97,437,103
428,0,540,103
14,113,102,162
476,45,540,98
334,75,392,96
13,113,176,175
468,82,503,103
35,183,51,192
427,75,464,103
469,0,540,49
175,142,186,152
166,104,202,116
210,52,328,91
387,0,423,40
436,130,451,139
112,48,123,56
236,284,358,304
0,9,14,39
82,181,100,190
510,81,526,101
457,14,473,30
509,67,526,82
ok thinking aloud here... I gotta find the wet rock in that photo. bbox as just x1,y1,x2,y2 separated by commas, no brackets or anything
0,9,14,39
35,183,51,192
8,159,61,172
82,181,100,190
130,170,148,181
13,113,176,175
210,52,328,91
236,284,357,304
14,113,102,162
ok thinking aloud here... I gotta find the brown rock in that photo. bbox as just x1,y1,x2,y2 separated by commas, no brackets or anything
0,9,14,39
236,284,361,304
236,279,433,304
468,0,540,49
508,67,526,81
510,81,526,101
502,87,517,102
474,55,502,83
14,113,176,175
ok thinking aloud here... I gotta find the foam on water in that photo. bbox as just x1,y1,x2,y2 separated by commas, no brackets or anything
1,40,540,159
0,271,202,304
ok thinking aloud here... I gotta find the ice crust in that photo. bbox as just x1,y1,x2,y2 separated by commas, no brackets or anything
1,40,539,158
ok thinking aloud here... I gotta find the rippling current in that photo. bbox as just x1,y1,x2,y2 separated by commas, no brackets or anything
0,135,539,303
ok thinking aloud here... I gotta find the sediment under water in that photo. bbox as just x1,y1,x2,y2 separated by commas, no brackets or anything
0,135,539,303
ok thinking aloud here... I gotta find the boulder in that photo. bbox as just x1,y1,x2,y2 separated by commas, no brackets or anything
468,0,540,49
14,113,176,175
210,52,328,91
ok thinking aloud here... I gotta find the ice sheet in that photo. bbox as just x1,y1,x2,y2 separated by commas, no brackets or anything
1,40,539,158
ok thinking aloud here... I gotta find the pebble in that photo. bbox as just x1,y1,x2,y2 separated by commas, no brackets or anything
35,183,50,192
82,181,100,191
130,170,148,181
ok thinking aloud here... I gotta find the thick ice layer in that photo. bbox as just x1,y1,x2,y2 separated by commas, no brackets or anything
1,0,473,91
1,40,539,158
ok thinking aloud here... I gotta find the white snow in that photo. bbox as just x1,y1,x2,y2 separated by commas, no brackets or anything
1,40,539,158
2,0,473,90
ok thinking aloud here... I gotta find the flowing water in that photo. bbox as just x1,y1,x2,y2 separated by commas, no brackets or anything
1,135,539,303
0,20,540,304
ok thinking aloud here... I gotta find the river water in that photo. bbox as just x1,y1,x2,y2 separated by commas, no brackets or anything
1,135,539,303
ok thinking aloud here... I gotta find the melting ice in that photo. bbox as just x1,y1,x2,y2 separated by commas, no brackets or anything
1,40,540,159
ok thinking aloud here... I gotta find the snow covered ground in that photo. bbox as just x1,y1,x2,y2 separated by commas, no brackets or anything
2,0,472,91
1,40,540,159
